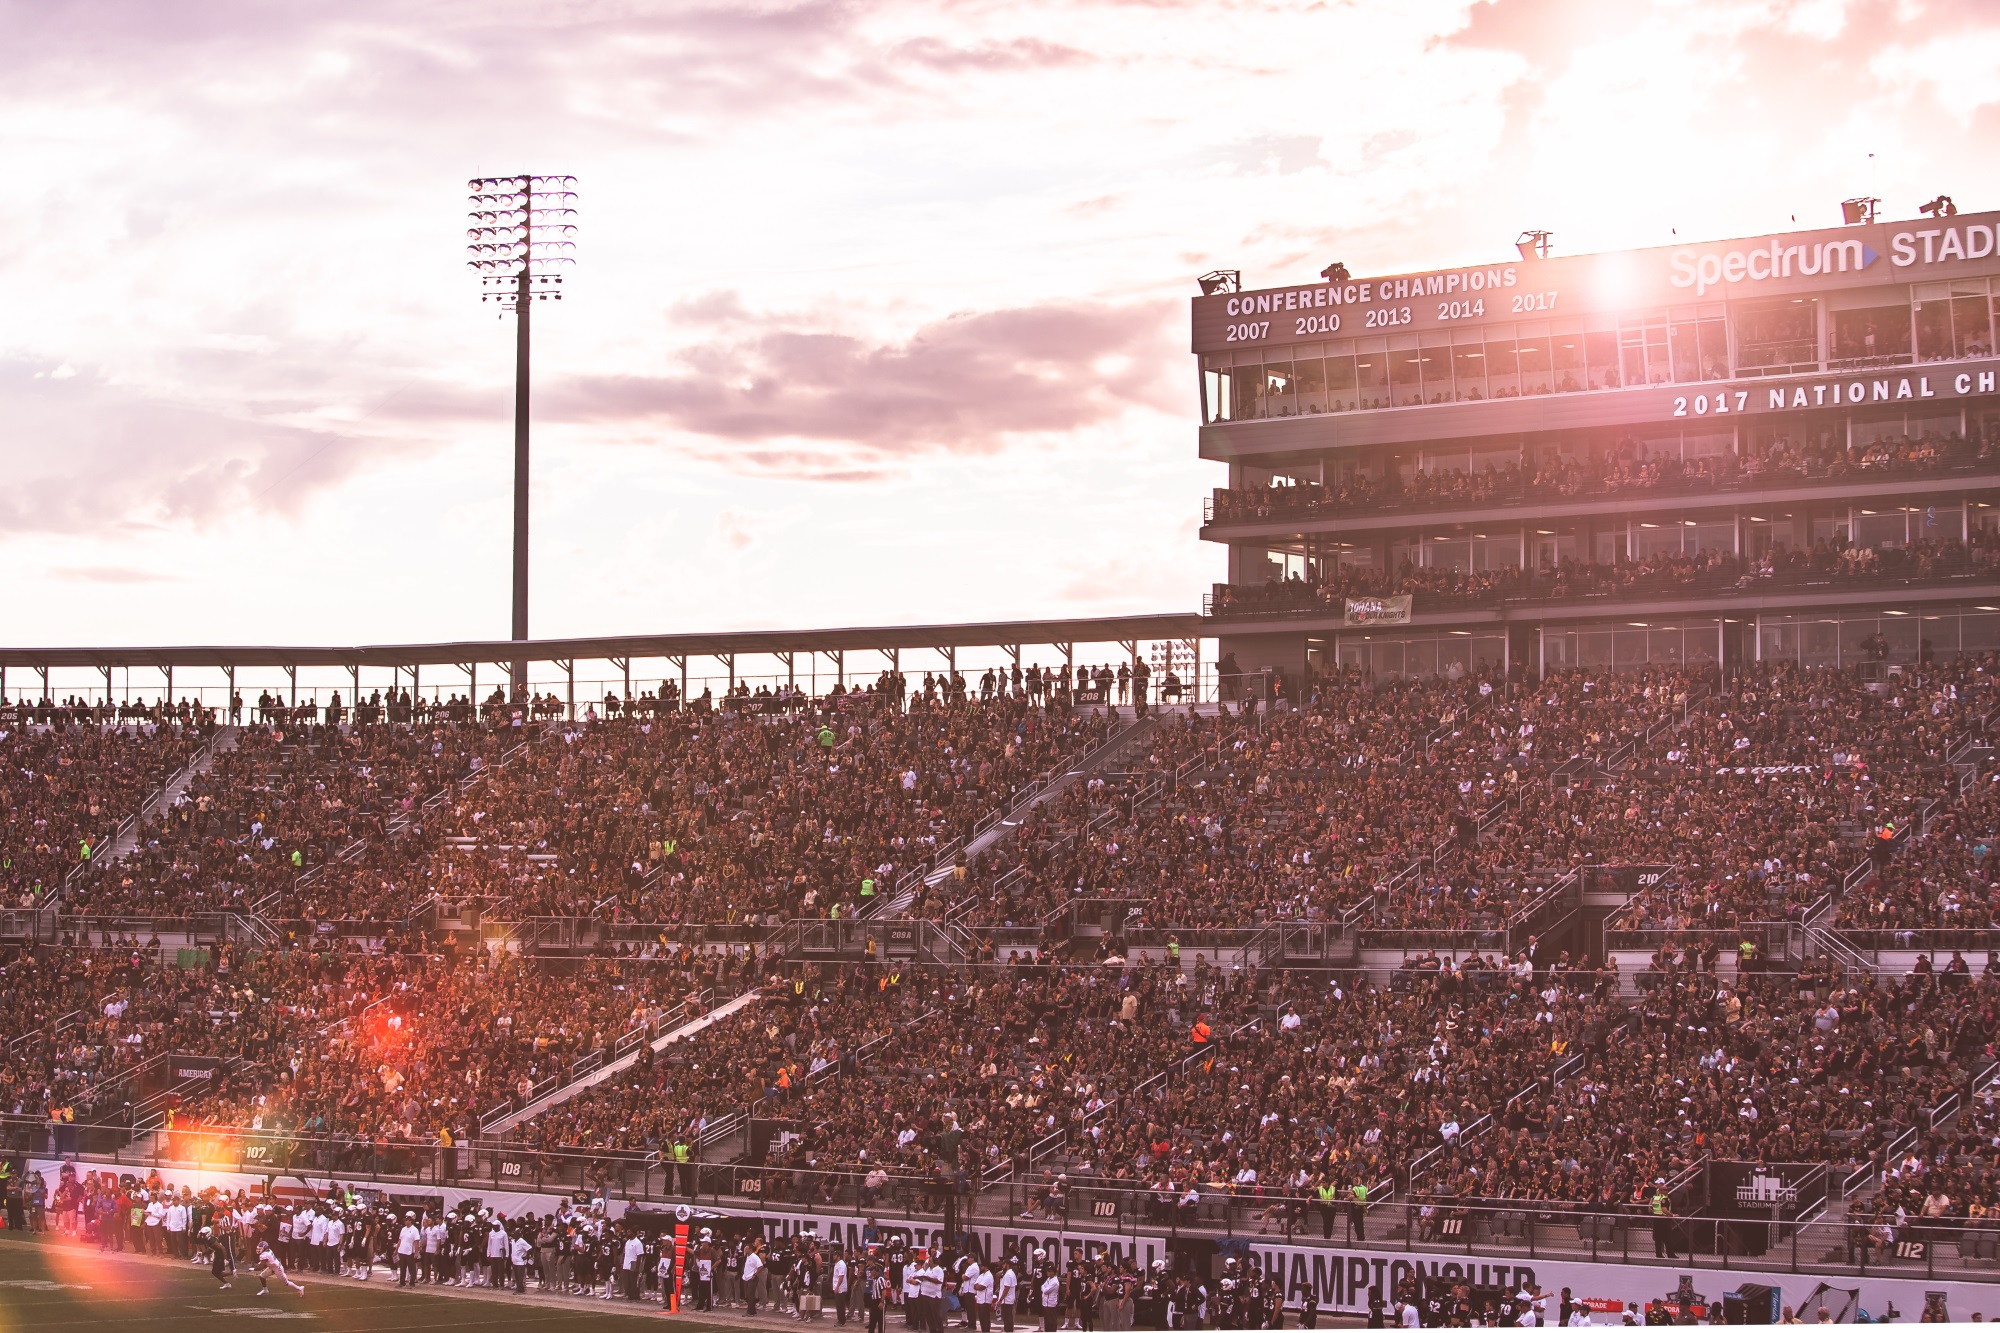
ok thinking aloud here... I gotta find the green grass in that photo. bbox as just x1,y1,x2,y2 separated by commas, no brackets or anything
0,1235,746,1332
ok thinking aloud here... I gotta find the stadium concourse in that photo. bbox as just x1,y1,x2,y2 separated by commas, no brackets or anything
7,652,2000,1323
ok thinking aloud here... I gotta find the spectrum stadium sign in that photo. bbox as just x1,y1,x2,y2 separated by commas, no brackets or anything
1192,209,2000,354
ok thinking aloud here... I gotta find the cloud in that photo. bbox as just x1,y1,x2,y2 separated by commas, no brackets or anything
50,565,184,585
711,502,807,551
1194,134,1324,176
0,360,401,536
0,1,1100,144
889,35,1092,73
715,508,759,550
1440,0,1633,66
541,297,1182,477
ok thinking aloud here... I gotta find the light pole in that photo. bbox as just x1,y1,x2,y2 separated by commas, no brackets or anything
467,174,577,700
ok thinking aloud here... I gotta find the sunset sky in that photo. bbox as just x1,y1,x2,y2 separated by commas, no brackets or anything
5,0,1999,655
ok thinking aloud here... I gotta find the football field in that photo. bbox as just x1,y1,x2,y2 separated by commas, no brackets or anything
0,1235,742,1332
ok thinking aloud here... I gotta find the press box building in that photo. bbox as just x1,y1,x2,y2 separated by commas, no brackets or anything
1194,209,2000,682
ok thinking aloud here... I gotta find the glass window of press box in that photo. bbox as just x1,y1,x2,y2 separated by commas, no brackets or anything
1332,631,1507,680
1757,610,2000,668
1731,299,1819,377
1198,281,2000,424
1202,307,1726,423
1541,621,1723,672
1386,532,1522,573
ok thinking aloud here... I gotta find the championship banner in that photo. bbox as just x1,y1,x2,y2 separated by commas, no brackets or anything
1344,595,1412,626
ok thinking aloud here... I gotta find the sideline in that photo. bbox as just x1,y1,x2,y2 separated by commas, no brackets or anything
0,1230,1378,1328
0,1230,814,1329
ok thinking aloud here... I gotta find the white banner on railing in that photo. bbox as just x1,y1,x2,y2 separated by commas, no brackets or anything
721,1202,2000,1321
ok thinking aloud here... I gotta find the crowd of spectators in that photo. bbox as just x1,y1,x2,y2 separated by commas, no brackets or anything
60,724,516,920
48,687,1116,928
469,951,2000,1229
16,644,2000,1257
0,937,732,1150
0,719,202,911
429,694,1115,925
1607,658,2000,932
1413,967,1989,1212
1207,431,1995,526
1832,774,2000,940
919,658,1995,944
164,947,714,1148
1210,533,2000,619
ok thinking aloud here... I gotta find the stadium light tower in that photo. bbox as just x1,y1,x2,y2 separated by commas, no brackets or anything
467,174,578,697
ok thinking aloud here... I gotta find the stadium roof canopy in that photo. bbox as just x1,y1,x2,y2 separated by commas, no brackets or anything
0,613,1204,672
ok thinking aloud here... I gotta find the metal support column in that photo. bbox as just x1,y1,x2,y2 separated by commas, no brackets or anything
719,653,735,692
101,665,113,710
35,666,47,705
285,665,297,708
555,660,574,721
832,649,844,689
611,656,630,702
667,655,686,704
511,265,532,700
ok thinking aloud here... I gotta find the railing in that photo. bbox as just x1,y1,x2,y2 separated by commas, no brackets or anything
1421,689,1493,763
1375,859,1422,899
1833,926,2000,951
991,1012,1272,1194
855,719,1137,923
1602,684,1711,770
132,1055,260,1135
1476,790,1518,835
7,1008,87,1063
25,1114,2000,1281
1406,1114,1491,1188
1812,925,1878,979
1850,1124,1920,1199
1204,560,2000,622
1504,868,1582,953
480,986,721,1134
1200,451,2000,530
39,726,229,915
1407,1053,1588,1191
252,733,546,917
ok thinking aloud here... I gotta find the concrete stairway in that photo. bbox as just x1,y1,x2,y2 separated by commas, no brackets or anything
100,726,241,862
873,712,1164,919
484,986,765,1135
